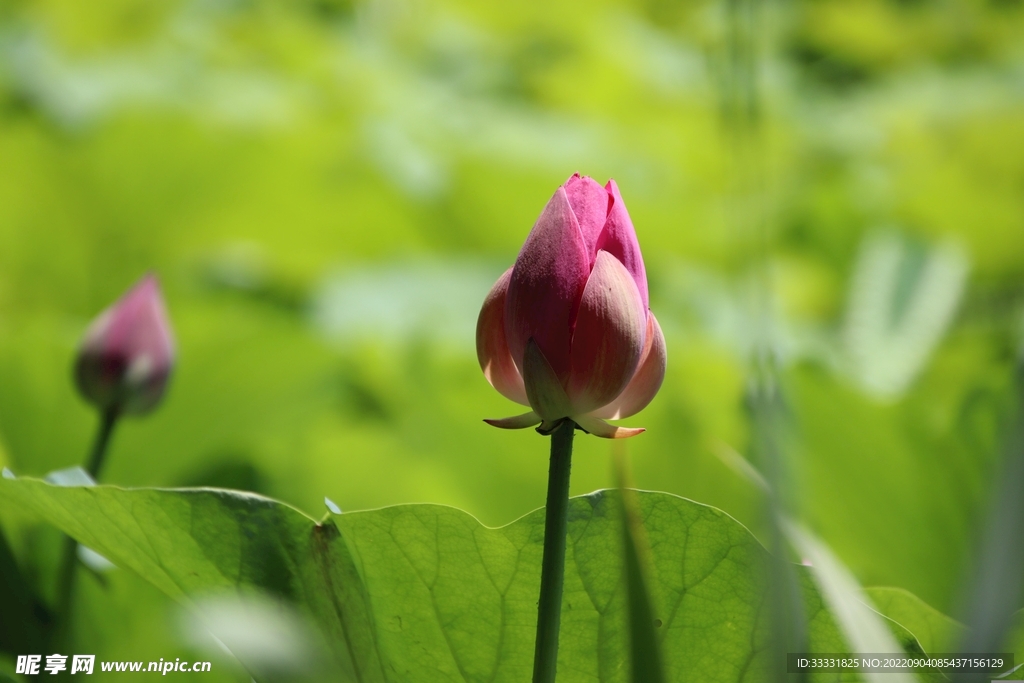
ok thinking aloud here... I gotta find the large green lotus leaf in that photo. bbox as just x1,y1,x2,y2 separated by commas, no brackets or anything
0,477,891,682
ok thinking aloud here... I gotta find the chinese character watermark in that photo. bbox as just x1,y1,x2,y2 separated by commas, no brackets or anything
71,654,95,674
15,655,41,675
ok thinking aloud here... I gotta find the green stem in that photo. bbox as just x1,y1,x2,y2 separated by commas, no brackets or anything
53,408,120,646
85,408,120,480
532,419,575,683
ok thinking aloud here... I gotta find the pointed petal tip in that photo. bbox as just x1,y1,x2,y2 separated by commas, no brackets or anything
598,180,648,309
604,426,645,439
133,272,164,296
564,174,612,258
573,415,645,439
483,411,541,430
505,188,589,379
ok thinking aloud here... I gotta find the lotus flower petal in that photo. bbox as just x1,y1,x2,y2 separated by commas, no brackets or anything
476,267,529,406
566,251,646,414
589,311,667,420
574,415,645,439
505,187,590,382
564,173,611,260
523,339,573,421
484,411,541,430
598,179,648,309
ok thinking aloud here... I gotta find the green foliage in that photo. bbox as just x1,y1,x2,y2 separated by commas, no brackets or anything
864,587,963,654
0,0,1022,677
0,528,47,655
0,476,928,682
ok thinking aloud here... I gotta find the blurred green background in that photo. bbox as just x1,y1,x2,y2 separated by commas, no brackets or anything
0,0,1022,678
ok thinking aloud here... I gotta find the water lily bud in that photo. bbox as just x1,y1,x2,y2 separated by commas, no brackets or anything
477,174,666,439
74,275,175,416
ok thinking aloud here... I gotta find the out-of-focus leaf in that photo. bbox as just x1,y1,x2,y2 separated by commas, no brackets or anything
77,544,116,573
0,477,891,682
797,562,927,683
954,360,1024,683
178,593,326,682
843,232,968,399
612,451,665,683
785,520,918,683
0,526,48,655
311,259,504,351
864,587,963,654
1002,610,1024,680
791,362,995,612
865,593,1024,681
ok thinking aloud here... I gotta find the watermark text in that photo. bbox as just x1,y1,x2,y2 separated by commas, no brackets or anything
16,654,211,675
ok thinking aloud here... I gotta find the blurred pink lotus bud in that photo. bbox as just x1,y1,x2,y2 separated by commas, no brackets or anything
75,275,175,416
476,174,666,439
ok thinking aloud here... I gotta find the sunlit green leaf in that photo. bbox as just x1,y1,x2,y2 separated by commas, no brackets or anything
0,477,883,682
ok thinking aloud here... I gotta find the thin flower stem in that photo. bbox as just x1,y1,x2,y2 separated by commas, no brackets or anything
53,407,120,646
85,408,120,480
532,419,575,683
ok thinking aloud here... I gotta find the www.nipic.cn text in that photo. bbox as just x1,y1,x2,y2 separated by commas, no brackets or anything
16,654,212,675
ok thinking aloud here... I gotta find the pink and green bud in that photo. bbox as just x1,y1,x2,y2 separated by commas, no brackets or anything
476,174,666,438
74,275,175,416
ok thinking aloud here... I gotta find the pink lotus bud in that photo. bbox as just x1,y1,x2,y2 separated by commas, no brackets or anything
74,275,175,416
476,174,666,439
